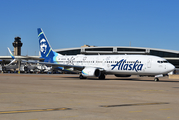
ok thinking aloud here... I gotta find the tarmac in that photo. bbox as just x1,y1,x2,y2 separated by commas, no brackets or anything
0,73,179,120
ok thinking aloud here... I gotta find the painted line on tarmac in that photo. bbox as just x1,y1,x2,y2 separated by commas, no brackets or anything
100,102,169,107
0,108,71,114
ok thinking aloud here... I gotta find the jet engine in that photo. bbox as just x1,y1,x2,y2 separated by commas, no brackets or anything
82,67,101,77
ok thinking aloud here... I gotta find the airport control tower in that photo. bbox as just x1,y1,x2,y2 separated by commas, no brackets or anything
12,37,23,56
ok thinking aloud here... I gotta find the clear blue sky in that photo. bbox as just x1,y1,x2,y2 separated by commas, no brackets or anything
0,0,179,56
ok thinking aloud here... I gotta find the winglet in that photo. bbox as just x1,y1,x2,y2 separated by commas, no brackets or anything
7,47,16,66
7,47,15,59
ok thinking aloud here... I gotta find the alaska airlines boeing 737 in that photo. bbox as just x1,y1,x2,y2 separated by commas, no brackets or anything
37,28,175,81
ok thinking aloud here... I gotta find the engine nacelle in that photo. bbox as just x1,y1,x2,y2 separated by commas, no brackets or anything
82,67,101,77
115,74,131,77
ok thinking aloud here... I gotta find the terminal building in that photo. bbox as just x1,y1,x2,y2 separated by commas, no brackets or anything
54,45,179,68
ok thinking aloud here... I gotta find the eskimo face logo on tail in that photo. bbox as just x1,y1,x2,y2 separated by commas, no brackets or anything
40,39,47,54
111,59,143,72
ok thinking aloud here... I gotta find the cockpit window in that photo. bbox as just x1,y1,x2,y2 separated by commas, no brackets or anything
157,61,161,63
157,60,168,63
163,61,168,63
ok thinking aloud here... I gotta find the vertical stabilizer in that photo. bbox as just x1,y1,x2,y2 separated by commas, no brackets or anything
37,28,60,62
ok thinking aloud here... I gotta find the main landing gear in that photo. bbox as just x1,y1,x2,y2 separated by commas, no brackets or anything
98,74,105,80
154,77,159,82
79,74,86,79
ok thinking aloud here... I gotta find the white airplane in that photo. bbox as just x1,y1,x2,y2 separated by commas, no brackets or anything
35,28,175,81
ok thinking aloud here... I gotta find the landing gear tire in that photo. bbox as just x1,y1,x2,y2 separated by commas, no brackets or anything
79,74,86,79
99,74,105,80
154,77,159,82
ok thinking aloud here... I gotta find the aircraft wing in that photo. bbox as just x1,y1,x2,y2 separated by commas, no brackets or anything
26,61,85,71
12,56,44,60
0,48,44,61
0,56,44,61
0,56,13,60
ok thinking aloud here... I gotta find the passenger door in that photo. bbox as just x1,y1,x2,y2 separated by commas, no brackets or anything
147,59,152,68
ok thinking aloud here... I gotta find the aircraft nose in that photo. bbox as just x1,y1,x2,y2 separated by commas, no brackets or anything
168,63,175,72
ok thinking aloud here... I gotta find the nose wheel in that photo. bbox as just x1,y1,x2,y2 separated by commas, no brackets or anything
154,77,159,82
